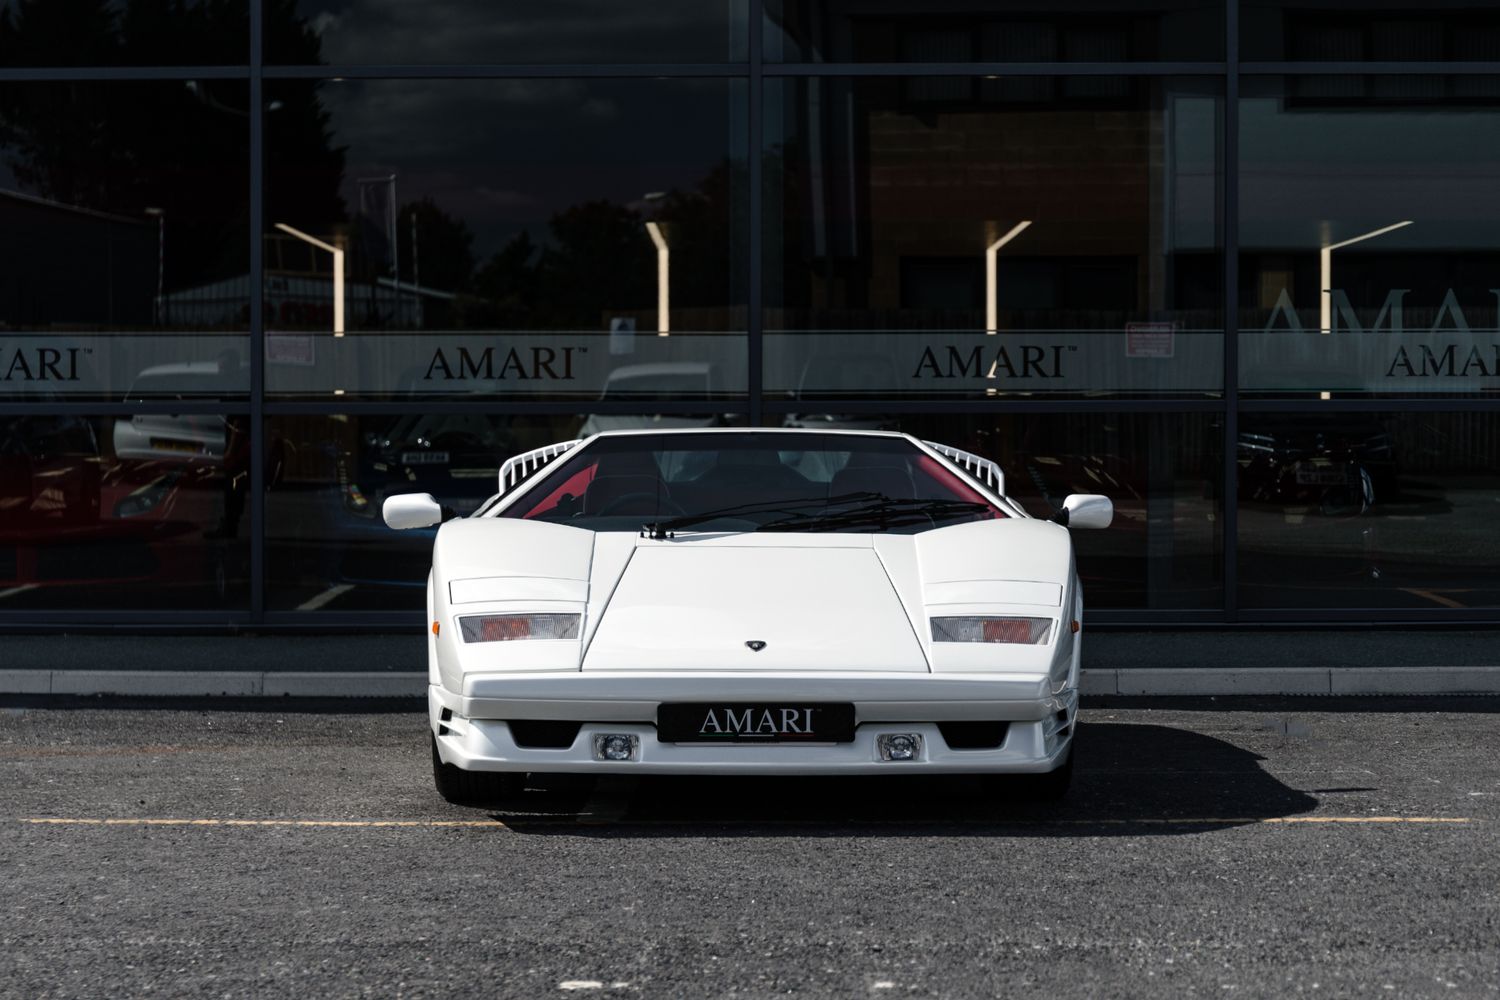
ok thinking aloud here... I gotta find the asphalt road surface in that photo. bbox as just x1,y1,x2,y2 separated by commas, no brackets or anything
2,698,1498,999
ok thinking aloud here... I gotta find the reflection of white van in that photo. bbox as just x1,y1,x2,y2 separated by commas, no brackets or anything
112,363,231,463
578,362,723,438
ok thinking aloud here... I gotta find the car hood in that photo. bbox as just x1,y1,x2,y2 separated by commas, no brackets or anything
431,517,1075,683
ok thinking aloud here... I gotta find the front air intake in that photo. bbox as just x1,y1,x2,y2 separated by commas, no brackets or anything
938,721,1011,750
507,720,583,749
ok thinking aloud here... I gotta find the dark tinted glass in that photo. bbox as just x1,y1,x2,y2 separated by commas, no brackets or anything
1238,411,1500,610
503,432,1003,534
1239,76,1500,398
0,81,250,401
266,413,720,611
270,0,748,64
0,0,247,66
765,76,1223,399
1243,1,1500,61
264,78,747,401
768,0,1222,62
0,413,249,609
864,412,1224,609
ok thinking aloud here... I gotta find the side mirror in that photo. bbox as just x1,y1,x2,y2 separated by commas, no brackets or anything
1050,494,1113,530
383,492,449,530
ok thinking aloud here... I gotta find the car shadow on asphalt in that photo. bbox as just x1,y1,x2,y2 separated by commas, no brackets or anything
488,722,1320,836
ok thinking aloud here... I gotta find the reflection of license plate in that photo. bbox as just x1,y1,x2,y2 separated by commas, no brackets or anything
657,703,856,743
1296,465,1349,486
149,438,203,454
401,451,448,465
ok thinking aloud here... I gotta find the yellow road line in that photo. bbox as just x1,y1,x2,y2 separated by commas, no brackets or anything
16,815,1473,829
20,817,506,828
1399,587,1468,609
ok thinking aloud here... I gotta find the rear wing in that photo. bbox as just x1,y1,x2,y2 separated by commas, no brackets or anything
498,439,583,493
922,440,1004,496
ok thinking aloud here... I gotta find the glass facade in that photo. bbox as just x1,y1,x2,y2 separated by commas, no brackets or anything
1,1,1497,626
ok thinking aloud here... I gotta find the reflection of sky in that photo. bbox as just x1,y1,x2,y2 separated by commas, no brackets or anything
1239,95,1500,250
287,0,745,64
312,78,745,260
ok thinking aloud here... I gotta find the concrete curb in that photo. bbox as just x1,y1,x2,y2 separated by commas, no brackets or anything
1,670,428,698
5,667,1500,698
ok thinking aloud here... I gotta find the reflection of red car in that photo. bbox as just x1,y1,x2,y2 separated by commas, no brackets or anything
0,416,238,599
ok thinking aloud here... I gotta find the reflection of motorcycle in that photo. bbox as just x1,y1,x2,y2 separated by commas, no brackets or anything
1237,421,1396,517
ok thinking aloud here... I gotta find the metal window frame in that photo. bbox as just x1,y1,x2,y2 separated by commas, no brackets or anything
3,0,1500,628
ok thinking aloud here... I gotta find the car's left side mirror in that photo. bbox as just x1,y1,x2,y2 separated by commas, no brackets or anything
1050,494,1113,530
383,493,453,530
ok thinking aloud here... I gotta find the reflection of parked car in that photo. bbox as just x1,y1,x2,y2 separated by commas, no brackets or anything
320,414,516,587
578,363,726,437
781,353,900,432
0,415,235,597
1238,419,1397,517
112,363,233,463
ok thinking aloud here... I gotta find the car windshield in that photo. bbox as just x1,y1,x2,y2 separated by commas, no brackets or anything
501,432,1003,534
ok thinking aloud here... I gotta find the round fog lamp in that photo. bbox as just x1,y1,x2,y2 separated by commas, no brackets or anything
878,733,922,762
594,733,638,761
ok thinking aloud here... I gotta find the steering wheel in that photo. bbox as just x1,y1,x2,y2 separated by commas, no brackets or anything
595,492,686,517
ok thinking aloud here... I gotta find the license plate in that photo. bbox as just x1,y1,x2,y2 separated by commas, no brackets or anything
1295,465,1349,486
401,451,449,465
657,703,856,743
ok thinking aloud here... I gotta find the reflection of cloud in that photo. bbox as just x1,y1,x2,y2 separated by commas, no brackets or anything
475,187,537,208
298,0,737,64
292,77,736,260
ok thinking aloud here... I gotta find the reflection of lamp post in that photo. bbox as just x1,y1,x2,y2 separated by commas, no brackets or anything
985,220,1032,334
1319,221,1412,333
274,223,345,336
143,206,165,327
645,221,669,336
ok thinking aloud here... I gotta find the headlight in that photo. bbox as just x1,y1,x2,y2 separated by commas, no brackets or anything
930,616,1052,644
458,614,581,643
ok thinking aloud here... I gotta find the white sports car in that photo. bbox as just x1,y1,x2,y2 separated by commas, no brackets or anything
383,429,1111,803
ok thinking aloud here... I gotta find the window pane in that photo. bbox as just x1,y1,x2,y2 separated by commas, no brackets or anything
1243,1,1500,61
0,81,250,402
0,0,247,66
0,413,249,610
765,77,1223,399
782,412,1223,609
768,0,1222,62
264,78,748,401
1239,77,1500,398
266,413,735,611
1238,411,1500,609
271,0,748,64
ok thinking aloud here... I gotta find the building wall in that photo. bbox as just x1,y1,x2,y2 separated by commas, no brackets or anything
1,0,1498,626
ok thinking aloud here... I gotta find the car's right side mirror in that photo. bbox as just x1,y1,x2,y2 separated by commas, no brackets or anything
1050,494,1113,530
383,493,446,530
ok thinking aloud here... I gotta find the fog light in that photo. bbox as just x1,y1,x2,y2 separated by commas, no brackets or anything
593,733,639,762
877,733,922,761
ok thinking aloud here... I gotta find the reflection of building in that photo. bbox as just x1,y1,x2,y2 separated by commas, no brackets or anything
2,0,1500,629
0,190,155,328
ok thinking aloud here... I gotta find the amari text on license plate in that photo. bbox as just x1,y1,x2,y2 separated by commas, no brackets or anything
657,703,856,743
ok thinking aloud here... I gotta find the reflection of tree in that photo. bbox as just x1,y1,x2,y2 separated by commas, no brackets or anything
396,197,476,296
459,158,742,330
0,0,343,295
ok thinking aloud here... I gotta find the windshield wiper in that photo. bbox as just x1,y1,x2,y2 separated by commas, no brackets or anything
642,492,881,540
757,497,993,533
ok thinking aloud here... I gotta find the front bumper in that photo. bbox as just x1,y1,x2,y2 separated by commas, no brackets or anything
429,673,1076,776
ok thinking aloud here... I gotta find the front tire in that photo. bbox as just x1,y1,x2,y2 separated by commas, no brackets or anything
431,734,524,805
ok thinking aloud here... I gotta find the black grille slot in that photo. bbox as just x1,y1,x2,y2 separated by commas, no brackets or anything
938,721,1011,750
437,707,452,736
507,720,582,749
